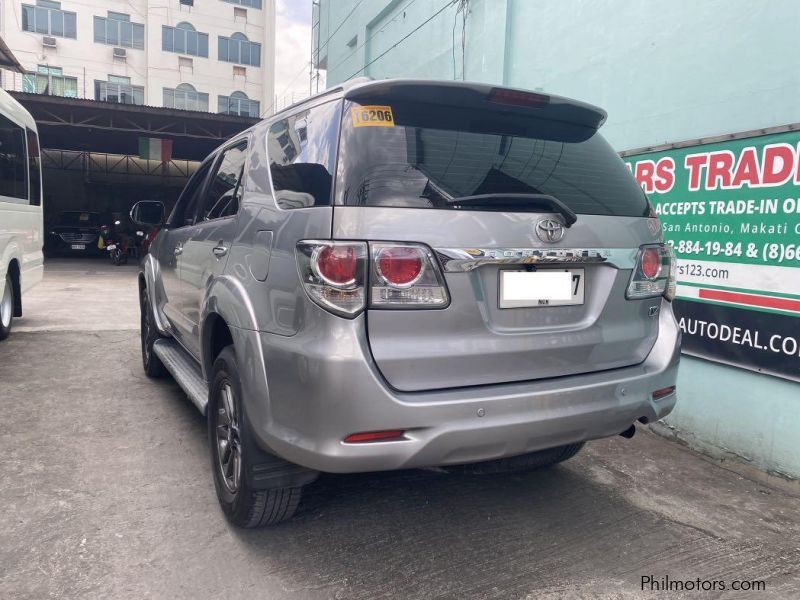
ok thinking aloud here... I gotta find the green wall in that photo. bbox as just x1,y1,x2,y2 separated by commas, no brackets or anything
314,0,800,478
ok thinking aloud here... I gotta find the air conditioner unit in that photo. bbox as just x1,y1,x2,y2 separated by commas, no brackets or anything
113,47,127,59
42,36,57,48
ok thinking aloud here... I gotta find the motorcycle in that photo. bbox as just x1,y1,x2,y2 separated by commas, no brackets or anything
99,222,128,266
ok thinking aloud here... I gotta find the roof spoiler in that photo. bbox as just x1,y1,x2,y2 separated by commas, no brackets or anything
343,79,607,130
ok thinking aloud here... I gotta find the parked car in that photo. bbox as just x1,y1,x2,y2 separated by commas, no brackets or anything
46,211,105,256
134,78,681,528
0,88,44,341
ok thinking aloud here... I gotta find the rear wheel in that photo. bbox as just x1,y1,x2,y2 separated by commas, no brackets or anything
445,442,585,475
209,347,303,527
0,273,14,341
140,284,167,377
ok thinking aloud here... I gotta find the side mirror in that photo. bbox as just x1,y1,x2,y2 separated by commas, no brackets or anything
130,201,165,227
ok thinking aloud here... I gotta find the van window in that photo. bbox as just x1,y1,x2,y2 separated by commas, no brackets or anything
0,114,29,203
267,100,340,209
336,99,649,217
26,129,42,206
199,141,247,221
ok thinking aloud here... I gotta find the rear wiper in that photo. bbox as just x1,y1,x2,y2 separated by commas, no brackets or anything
448,193,578,227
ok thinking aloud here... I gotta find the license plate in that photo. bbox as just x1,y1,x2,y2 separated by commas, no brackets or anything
106,244,117,251
71,244,85,250
499,269,585,308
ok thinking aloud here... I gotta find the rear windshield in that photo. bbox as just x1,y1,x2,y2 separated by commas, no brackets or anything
336,99,648,217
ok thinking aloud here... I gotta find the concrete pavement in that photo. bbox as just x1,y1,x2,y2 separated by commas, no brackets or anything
1,259,798,599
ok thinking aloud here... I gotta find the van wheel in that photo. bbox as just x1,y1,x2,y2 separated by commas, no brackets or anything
0,273,14,341
140,284,167,377
209,347,303,527
445,442,585,475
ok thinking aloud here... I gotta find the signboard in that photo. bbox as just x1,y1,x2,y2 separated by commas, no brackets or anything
624,130,800,381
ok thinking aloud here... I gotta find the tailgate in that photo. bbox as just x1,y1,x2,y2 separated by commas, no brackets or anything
335,207,661,392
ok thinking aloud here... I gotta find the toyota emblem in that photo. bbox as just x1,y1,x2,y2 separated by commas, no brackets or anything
535,218,566,243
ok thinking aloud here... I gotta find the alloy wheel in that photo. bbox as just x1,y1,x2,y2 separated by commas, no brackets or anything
215,382,242,494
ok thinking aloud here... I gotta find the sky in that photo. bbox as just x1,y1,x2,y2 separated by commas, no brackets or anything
273,0,322,113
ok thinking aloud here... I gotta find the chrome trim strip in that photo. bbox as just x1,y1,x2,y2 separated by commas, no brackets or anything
434,247,638,272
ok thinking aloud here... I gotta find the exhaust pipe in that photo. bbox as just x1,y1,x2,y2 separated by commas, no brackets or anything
619,424,636,439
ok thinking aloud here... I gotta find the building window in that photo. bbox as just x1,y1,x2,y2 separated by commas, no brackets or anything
218,33,261,66
21,0,77,39
222,0,262,8
218,91,259,118
180,0,194,5
22,65,78,97
95,75,144,105
164,83,209,112
162,22,209,57
94,12,144,49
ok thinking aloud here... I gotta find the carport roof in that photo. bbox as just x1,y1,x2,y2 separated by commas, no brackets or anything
10,92,260,161
0,37,24,73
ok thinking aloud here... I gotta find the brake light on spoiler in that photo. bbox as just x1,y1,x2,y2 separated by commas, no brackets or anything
488,88,550,108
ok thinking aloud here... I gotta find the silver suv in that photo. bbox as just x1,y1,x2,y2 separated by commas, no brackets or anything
133,79,680,528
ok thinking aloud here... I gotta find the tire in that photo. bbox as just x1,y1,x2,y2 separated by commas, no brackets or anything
444,442,585,475
140,284,167,377
0,273,14,341
209,347,303,528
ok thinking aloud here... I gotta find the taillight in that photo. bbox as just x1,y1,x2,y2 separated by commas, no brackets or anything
296,241,367,318
641,247,661,279
375,246,424,288
370,243,449,308
626,244,676,301
314,245,358,287
297,241,450,316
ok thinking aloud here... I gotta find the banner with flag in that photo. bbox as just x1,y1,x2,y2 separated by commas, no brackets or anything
138,137,173,162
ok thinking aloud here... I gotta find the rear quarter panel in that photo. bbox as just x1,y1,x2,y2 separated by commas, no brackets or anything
221,123,334,337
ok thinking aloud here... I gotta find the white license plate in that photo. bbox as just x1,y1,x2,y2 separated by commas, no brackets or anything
106,244,117,251
71,244,85,250
499,269,585,308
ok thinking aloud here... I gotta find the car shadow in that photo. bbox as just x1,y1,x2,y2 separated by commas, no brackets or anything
227,457,687,599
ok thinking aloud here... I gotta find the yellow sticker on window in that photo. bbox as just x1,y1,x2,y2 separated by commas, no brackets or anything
351,105,395,128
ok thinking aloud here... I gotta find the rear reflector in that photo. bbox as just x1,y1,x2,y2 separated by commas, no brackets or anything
488,88,550,108
652,386,676,400
343,430,406,443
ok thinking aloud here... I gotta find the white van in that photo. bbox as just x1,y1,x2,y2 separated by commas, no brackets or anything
0,88,43,340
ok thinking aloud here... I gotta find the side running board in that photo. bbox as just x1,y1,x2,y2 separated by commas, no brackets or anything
153,338,208,415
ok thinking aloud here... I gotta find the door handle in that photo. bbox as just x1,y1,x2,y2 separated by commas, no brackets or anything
174,243,183,256
212,244,228,258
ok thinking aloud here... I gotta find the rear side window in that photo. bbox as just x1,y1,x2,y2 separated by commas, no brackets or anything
199,140,247,221
26,129,41,206
0,114,29,203
169,159,214,227
336,99,648,217
267,100,341,209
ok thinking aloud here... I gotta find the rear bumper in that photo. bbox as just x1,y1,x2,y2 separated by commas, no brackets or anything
241,299,680,474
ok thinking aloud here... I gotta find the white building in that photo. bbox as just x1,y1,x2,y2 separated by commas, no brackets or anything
0,0,275,117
